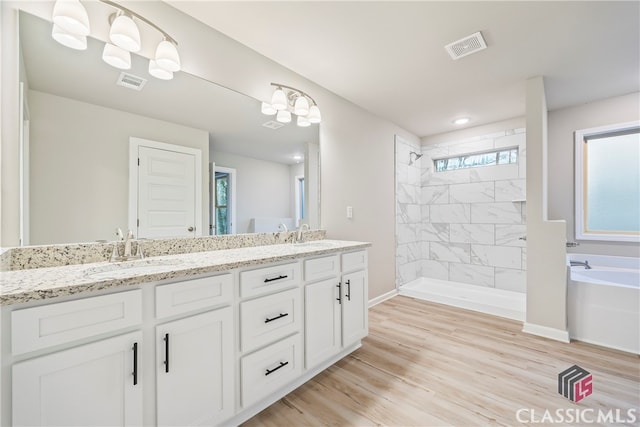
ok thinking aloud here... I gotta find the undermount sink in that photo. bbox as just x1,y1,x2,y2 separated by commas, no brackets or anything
85,259,183,280
293,240,336,248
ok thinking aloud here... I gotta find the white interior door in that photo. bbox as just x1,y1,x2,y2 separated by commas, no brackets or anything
130,138,202,239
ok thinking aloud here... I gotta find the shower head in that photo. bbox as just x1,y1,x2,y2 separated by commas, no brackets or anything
409,151,423,165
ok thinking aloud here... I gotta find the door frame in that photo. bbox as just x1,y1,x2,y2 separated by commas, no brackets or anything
211,165,237,235
128,137,202,238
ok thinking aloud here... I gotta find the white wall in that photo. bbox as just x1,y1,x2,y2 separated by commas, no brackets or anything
548,92,640,257
28,90,209,245
210,150,292,234
416,121,527,292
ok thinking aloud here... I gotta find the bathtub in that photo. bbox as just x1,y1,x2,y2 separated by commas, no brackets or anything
567,254,640,354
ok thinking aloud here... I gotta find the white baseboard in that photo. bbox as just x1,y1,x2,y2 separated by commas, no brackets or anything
368,289,398,307
522,322,570,343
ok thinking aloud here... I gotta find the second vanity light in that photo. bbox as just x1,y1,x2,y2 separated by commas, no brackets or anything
51,0,181,80
262,83,322,127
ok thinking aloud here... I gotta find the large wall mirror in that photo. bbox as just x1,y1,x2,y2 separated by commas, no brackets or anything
18,11,320,246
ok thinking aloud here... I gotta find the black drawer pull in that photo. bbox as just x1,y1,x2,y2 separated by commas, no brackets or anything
163,333,170,373
336,282,342,304
345,279,351,301
265,361,289,376
264,274,288,283
265,312,289,323
132,342,138,386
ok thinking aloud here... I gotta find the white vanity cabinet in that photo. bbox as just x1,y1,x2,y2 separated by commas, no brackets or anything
304,251,368,369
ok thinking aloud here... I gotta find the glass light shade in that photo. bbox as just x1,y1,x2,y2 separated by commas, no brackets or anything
293,95,310,116
270,88,287,111
297,115,311,127
155,40,181,72
52,24,87,50
149,60,173,80
102,43,131,70
52,0,90,36
276,110,291,123
109,14,141,52
307,105,321,123
261,102,277,115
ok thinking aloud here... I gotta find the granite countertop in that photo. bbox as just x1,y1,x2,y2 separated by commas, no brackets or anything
0,240,370,306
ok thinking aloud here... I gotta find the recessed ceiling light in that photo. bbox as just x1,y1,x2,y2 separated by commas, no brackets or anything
453,117,470,125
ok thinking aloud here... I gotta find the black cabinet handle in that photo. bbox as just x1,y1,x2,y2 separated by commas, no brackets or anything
265,313,289,323
163,333,170,373
336,282,342,304
264,274,288,283
265,361,289,376
345,279,351,301
132,342,138,386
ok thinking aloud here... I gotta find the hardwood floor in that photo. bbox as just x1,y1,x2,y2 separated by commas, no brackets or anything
243,296,640,426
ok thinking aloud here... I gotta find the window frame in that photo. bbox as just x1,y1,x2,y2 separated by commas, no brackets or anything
574,121,640,242
433,146,518,172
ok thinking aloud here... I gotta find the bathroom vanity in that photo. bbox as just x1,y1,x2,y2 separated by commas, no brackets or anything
0,238,370,426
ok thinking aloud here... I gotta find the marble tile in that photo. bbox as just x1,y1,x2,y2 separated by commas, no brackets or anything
430,204,471,224
421,242,430,260
408,165,422,185
396,203,409,224
522,247,527,270
397,183,419,204
421,259,449,280
448,139,494,155
398,261,419,285
449,263,494,287
471,244,522,269
422,185,449,205
450,224,495,245
396,163,408,185
423,168,470,186
470,163,519,182
430,242,470,263
449,182,494,203
421,223,450,242
495,225,527,247
421,205,431,222
397,223,420,244
494,133,525,149
406,242,421,263
495,268,526,292
396,243,408,266
396,141,411,166
495,179,526,202
471,202,522,224
518,147,527,179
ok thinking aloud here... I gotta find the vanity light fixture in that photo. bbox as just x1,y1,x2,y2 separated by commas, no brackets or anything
50,0,181,81
262,83,322,127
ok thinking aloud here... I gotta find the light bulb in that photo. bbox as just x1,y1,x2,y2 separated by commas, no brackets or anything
294,95,310,116
109,14,141,52
51,24,87,50
297,115,311,127
276,110,291,123
155,40,181,72
149,60,173,80
307,105,321,123
261,102,277,115
270,88,287,111
102,43,131,70
52,0,90,36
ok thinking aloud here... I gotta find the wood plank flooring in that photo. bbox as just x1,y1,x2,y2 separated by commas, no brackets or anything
243,296,640,426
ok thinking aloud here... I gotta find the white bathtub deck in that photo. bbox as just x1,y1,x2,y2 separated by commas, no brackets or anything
399,277,526,321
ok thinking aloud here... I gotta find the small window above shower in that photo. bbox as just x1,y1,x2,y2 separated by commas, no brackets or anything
433,147,518,172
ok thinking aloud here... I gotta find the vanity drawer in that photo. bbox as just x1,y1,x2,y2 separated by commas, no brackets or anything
156,273,233,319
240,288,301,353
342,250,368,273
12,290,142,355
304,255,340,282
240,262,301,298
240,334,302,408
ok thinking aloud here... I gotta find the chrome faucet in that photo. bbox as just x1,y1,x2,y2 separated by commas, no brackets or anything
570,260,591,269
295,223,310,243
111,228,144,262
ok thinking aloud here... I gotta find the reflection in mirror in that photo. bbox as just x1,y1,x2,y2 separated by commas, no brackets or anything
17,11,319,246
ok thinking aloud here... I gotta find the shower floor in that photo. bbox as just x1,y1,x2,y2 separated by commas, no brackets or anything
399,277,526,321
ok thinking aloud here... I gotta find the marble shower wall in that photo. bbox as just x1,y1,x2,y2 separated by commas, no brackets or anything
395,129,527,292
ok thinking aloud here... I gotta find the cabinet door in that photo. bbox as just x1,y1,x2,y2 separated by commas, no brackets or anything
12,331,143,426
156,307,234,426
305,278,341,369
341,270,368,347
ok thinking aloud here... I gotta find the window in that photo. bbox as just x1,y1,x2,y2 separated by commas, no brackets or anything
575,122,640,242
434,147,518,172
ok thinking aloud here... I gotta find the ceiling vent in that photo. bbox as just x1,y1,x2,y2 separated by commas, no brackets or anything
445,31,487,60
262,120,285,130
116,72,147,91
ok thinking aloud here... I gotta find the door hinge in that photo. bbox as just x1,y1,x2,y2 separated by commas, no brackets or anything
137,158,140,166
137,219,139,227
